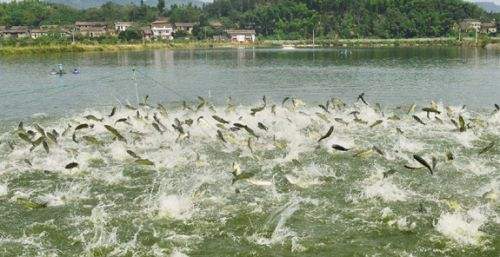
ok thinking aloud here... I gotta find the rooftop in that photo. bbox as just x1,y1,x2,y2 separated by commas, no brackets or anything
115,22,134,26
75,21,107,26
226,29,256,35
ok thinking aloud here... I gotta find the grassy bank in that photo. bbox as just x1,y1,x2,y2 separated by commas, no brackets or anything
0,37,497,55
0,41,277,55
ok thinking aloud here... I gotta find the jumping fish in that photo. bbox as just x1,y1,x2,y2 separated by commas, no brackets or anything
243,125,259,138
46,131,57,144
62,124,72,137
369,120,383,128
84,115,103,122
357,93,368,105
318,104,329,113
413,155,433,175
446,152,454,161
152,122,163,134
82,136,102,145
75,124,90,131
109,107,116,117
135,159,154,166
42,141,49,154
30,136,44,152
257,122,268,131
34,124,46,137
458,115,466,132
127,150,141,159
104,125,127,143
182,101,193,111
413,115,426,125
407,104,416,114
247,137,254,154
18,133,32,144
217,130,227,143
196,96,206,111
422,107,441,115
65,162,79,169
157,104,168,116
318,126,334,143
115,118,130,125
212,115,229,124
353,118,368,125
251,105,265,116
16,198,47,209
478,141,495,155
332,144,349,151
372,145,385,156
282,97,291,107
153,114,167,129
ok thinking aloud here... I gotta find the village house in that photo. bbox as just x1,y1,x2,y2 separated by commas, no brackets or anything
151,18,174,40
174,22,196,34
226,29,256,42
30,28,50,39
460,19,482,32
1,26,30,38
75,21,110,37
481,21,497,34
75,21,107,30
115,22,134,32
81,27,108,38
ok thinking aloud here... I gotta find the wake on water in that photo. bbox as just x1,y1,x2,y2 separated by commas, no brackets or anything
0,96,498,256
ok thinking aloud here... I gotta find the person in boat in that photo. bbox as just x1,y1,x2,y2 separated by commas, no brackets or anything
72,68,80,75
52,64,66,75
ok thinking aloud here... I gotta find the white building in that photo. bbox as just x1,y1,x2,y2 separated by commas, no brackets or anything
226,29,256,42
151,19,174,40
115,22,134,32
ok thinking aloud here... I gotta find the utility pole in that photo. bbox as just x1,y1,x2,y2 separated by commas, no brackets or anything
312,28,315,48
475,28,478,45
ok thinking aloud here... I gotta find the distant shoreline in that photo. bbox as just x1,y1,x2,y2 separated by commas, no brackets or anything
1,37,499,55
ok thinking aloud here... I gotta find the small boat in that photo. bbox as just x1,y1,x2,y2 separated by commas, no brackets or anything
282,45,296,50
72,69,80,75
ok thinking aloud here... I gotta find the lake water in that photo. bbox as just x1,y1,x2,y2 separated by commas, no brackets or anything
0,47,499,122
0,48,499,256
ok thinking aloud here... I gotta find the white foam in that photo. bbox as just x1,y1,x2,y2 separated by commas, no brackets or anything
0,183,8,196
363,179,408,202
435,206,488,246
170,249,189,257
158,195,193,220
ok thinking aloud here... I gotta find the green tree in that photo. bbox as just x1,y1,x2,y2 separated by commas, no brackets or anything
157,0,165,16
118,27,142,41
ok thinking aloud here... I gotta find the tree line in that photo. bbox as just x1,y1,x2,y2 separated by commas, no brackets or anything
1,0,498,40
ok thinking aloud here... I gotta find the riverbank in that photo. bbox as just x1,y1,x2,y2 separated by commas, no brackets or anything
1,37,499,55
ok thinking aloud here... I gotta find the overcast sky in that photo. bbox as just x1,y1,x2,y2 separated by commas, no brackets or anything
468,0,500,4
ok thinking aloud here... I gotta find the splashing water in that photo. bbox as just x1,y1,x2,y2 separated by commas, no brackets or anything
0,98,498,256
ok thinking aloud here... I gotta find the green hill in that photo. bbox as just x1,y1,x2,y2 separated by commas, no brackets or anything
44,0,206,9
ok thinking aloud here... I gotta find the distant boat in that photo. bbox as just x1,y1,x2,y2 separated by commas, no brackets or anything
282,45,296,50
